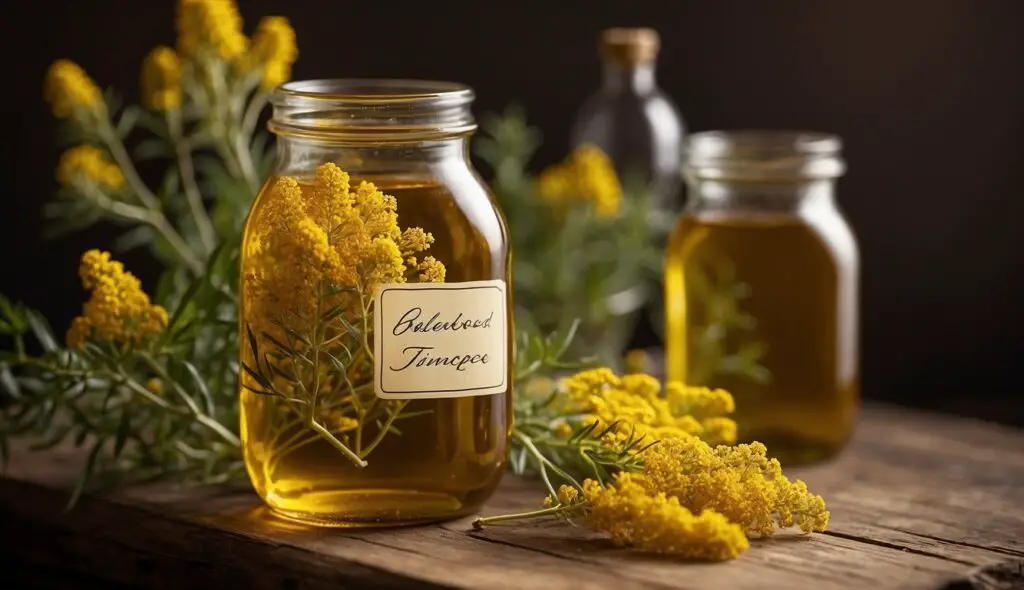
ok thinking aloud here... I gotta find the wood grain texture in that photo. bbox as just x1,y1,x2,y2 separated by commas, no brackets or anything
1,404,1022,590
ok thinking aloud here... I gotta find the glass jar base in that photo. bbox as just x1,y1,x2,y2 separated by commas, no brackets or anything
265,487,481,528
741,430,850,466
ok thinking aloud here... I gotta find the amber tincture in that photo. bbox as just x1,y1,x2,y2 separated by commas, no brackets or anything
239,80,512,526
664,131,859,464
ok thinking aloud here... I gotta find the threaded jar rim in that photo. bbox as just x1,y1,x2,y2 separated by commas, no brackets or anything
269,79,477,143
684,130,845,181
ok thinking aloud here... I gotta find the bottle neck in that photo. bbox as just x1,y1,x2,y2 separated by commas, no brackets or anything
601,62,656,94
273,136,472,179
685,178,838,217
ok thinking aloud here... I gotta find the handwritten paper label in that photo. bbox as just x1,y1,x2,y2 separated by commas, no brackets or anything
373,280,508,400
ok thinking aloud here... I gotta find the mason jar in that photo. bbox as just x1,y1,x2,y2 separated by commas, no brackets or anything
239,80,512,525
665,131,859,463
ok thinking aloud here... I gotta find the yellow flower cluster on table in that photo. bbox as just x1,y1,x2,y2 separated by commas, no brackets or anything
44,60,103,119
66,250,169,349
244,162,445,346
57,146,124,191
559,367,738,446
583,477,750,561
141,47,183,111
536,144,623,219
519,367,830,561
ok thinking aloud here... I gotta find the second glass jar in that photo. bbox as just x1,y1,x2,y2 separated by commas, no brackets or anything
665,131,859,464
239,80,512,526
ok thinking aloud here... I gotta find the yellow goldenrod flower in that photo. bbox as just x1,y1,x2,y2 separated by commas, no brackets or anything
44,59,103,119
241,16,298,90
558,368,738,446
639,437,830,536
141,46,182,111
583,476,749,560
624,349,650,374
66,250,169,348
145,378,164,395
57,145,125,191
244,163,445,350
536,144,623,219
176,0,247,61
57,145,124,190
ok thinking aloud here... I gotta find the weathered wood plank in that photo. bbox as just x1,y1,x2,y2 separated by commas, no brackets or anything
2,403,1023,590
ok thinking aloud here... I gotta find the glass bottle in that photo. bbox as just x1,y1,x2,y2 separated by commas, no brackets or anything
570,27,686,211
665,131,859,464
239,79,513,526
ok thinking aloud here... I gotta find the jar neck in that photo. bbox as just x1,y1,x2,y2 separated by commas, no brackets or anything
685,178,838,217
272,135,472,179
601,62,656,94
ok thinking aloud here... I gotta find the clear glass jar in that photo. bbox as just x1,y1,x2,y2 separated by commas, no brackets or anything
570,27,686,211
665,131,859,464
239,80,512,526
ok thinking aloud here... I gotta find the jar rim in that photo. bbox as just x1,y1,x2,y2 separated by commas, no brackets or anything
269,78,477,143
272,78,474,106
684,129,845,181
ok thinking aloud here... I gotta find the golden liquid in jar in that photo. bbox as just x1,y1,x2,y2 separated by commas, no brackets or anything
665,213,858,463
240,176,512,525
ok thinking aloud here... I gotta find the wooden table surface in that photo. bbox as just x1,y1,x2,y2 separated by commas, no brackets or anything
2,403,1022,590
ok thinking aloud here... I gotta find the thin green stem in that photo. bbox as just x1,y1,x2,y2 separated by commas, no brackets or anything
167,108,216,252
358,401,407,459
472,505,577,529
97,121,203,274
307,417,366,468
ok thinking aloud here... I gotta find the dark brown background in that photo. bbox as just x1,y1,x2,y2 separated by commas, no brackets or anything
2,0,1022,424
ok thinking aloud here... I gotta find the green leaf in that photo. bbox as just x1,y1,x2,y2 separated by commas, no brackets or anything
114,412,131,458
112,226,156,254
133,138,172,161
28,426,73,452
240,361,270,389
182,360,215,414
0,364,19,398
65,438,103,512
166,276,203,334
117,105,141,138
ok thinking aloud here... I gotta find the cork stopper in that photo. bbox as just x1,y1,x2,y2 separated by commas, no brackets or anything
599,27,661,65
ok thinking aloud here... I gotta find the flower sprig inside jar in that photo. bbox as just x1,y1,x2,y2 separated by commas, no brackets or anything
240,162,447,469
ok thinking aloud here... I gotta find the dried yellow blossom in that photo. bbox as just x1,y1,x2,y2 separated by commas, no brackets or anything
244,163,444,348
240,16,298,90
141,46,182,111
57,146,125,191
44,60,103,119
559,369,738,446
536,144,622,219
66,250,168,349
624,349,650,374
639,437,830,536
145,378,164,395
176,0,247,61
328,411,359,431
583,477,749,560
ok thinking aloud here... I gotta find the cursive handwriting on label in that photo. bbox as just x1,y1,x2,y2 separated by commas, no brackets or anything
373,281,508,399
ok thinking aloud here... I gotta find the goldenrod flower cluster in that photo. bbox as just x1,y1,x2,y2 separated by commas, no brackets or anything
176,0,248,61
141,47,183,111
536,144,623,219
44,60,103,119
66,250,169,349
56,146,125,191
244,163,445,345
559,367,738,446
241,17,298,90
583,476,750,561
640,437,830,536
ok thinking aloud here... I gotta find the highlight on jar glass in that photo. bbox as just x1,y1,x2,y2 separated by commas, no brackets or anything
664,130,859,464
239,79,513,526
